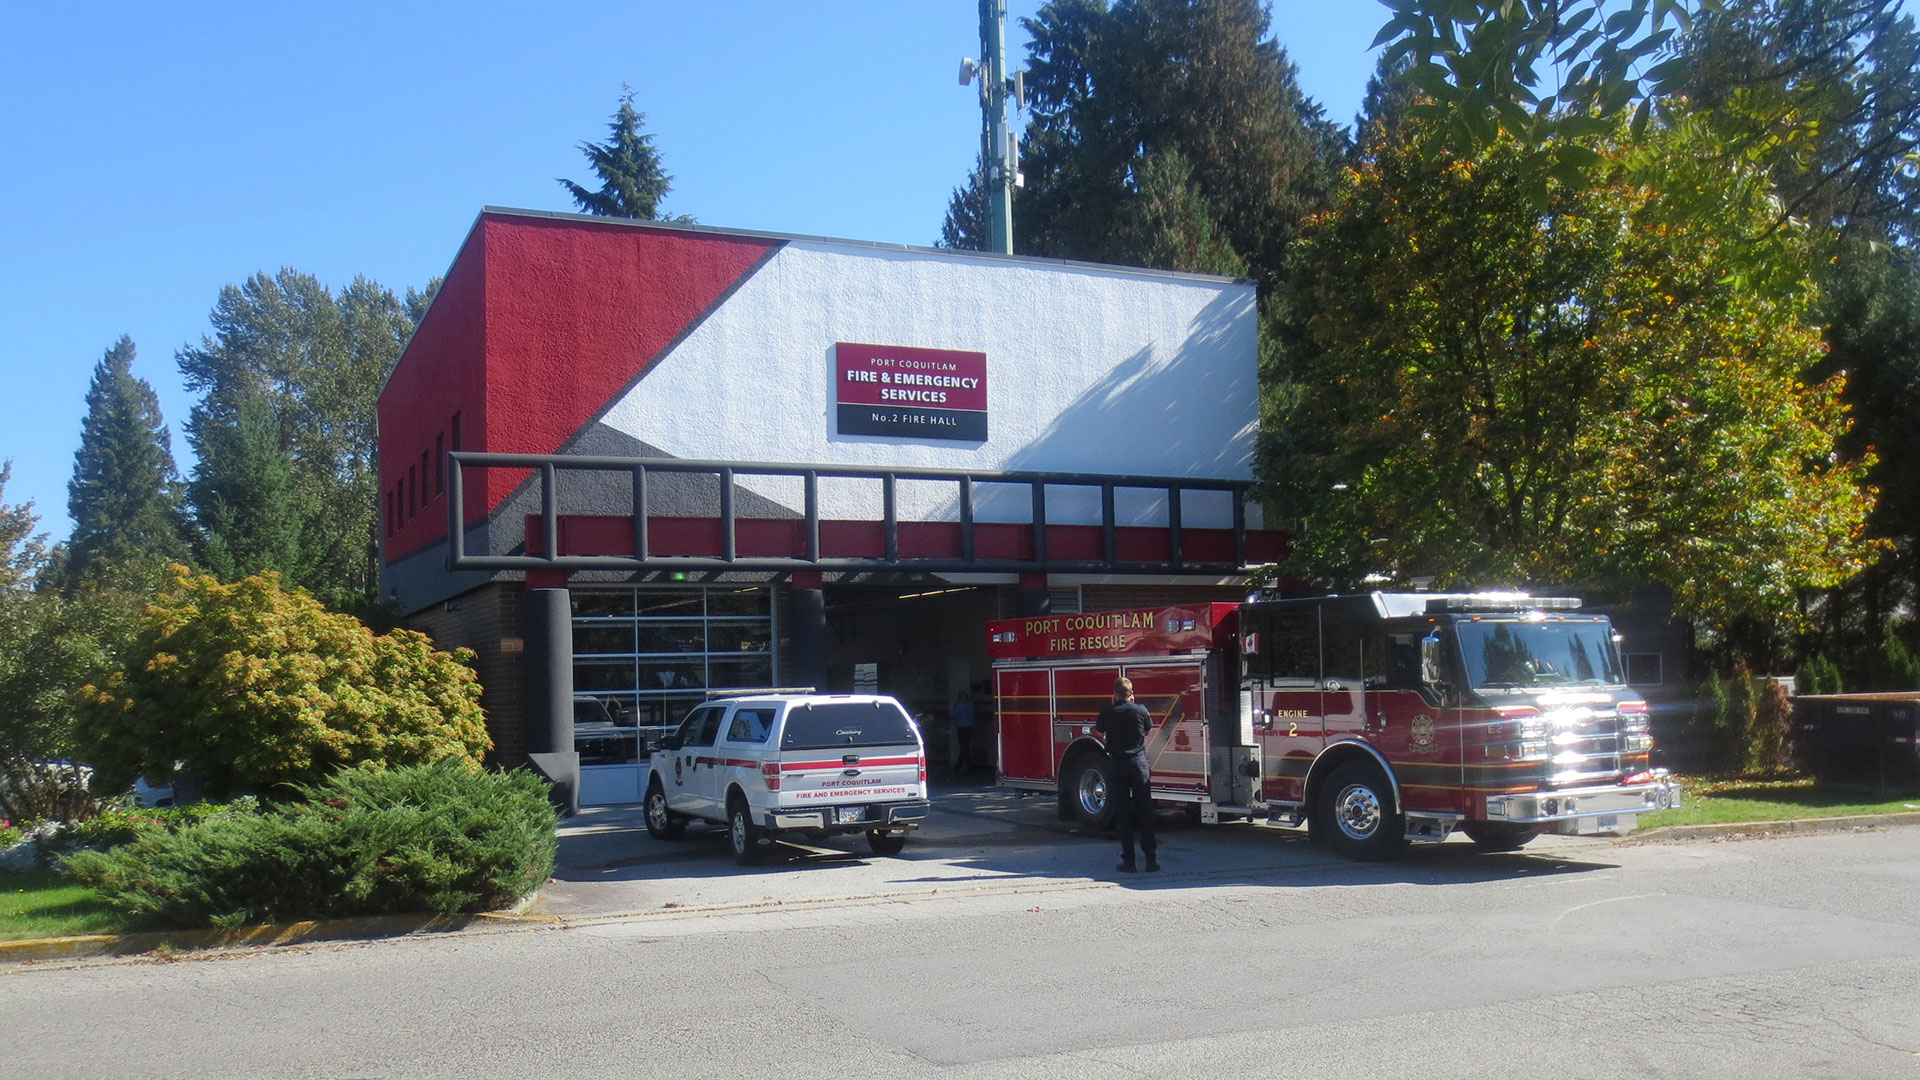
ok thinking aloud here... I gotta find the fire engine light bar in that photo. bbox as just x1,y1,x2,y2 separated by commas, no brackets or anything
1425,594,1582,614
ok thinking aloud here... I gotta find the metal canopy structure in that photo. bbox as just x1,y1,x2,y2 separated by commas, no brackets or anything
445,452,1272,576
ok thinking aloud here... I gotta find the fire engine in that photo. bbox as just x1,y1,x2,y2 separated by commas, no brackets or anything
989,592,1681,858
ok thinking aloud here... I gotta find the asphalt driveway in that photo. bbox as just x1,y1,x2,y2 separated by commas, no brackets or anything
533,775,1644,922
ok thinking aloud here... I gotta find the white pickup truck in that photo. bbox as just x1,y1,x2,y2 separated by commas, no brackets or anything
641,692,931,865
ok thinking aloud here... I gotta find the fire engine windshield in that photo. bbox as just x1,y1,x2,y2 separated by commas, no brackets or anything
1456,618,1623,689
780,702,920,751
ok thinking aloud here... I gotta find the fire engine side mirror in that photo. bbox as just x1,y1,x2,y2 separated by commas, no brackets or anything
1420,632,1446,688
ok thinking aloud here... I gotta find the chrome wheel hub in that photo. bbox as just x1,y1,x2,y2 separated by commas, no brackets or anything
1333,783,1382,840
1077,771,1108,817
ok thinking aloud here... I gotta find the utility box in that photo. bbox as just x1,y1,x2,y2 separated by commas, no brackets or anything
1792,693,1920,792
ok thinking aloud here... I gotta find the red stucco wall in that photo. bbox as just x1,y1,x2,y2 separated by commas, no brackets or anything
379,225,487,562
378,212,779,563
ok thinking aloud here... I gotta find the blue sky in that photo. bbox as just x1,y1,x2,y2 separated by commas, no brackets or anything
0,1,1385,542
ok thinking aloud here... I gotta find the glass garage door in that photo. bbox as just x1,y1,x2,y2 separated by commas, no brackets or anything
569,586,777,802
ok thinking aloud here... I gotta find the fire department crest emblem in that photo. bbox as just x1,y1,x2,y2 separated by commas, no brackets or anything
1410,714,1437,753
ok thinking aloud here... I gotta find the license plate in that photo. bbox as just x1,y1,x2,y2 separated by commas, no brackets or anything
835,805,868,824
1597,814,1617,830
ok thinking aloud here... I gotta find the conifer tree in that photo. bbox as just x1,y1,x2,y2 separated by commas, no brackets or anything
941,0,1342,288
189,389,309,583
65,336,187,584
559,86,675,220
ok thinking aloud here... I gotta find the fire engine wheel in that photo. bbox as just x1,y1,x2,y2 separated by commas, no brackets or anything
866,829,907,856
1462,823,1538,851
1317,760,1406,860
1065,753,1116,831
643,780,685,839
728,797,764,866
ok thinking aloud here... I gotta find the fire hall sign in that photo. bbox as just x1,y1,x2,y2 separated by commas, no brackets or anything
835,342,987,442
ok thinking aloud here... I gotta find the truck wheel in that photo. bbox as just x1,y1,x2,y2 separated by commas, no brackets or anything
643,779,685,839
866,829,906,856
1064,752,1115,831
728,797,764,866
1462,823,1537,851
1317,760,1406,860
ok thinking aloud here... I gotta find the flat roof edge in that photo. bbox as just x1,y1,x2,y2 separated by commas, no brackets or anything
476,205,1254,287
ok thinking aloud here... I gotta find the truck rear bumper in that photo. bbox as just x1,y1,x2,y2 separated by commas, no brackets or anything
766,800,930,833
1484,774,1681,833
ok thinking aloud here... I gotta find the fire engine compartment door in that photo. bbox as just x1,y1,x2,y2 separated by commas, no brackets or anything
1123,661,1208,797
995,667,1056,782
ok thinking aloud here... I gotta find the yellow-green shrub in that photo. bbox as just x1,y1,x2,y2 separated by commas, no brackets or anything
76,566,489,796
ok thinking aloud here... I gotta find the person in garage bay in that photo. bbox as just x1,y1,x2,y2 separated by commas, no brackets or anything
1095,677,1159,873
950,688,978,776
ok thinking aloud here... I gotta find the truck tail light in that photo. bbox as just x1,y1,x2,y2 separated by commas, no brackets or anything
919,755,927,784
761,762,781,791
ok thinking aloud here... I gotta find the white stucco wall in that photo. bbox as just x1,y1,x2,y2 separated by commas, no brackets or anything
598,241,1259,527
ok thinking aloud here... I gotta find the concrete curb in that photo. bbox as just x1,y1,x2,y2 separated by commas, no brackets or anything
1621,810,1920,844
0,909,556,967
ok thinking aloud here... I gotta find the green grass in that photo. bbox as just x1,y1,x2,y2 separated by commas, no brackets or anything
0,870,134,942
1640,774,1920,829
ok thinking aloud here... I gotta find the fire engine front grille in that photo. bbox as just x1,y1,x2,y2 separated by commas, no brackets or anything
1547,706,1623,786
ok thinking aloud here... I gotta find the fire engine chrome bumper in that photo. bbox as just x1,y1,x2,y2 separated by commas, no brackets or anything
1483,773,1682,833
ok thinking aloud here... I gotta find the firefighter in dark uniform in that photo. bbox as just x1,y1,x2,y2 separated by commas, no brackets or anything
1095,676,1159,873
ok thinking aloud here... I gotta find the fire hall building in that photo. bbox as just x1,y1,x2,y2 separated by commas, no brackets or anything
378,207,1287,806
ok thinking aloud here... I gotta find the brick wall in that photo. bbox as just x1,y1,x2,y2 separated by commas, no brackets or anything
403,582,529,768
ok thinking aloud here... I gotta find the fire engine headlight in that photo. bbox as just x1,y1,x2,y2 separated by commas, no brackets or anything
1518,738,1552,759
1517,717,1551,739
1621,712,1651,734
1623,733,1653,752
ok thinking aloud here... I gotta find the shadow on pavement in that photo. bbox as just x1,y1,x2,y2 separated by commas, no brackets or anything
537,777,1617,919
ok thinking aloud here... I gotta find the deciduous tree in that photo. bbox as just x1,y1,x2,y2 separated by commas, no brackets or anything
0,466,137,820
178,270,411,605
1372,0,1920,223
1267,115,1875,630
1669,1,1920,661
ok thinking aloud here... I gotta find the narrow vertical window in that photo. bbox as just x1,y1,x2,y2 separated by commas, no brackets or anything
420,450,429,504
408,465,418,518
451,411,463,451
435,434,445,494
